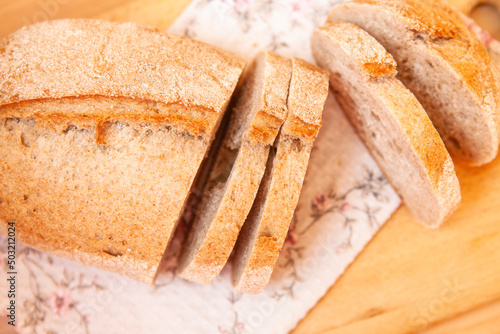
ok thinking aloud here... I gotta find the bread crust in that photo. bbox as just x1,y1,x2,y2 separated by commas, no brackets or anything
0,19,245,283
312,22,461,227
328,0,500,166
0,19,245,137
177,51,293,285
232,58,328,294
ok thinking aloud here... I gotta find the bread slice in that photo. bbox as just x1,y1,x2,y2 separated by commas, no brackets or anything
0,19,245,283
312,22,461,228
231,58,328,294
327,0,500,166
177,51,292,285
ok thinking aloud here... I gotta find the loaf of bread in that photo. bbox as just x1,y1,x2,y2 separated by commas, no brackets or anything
177,51,292,285
312,22,461,227
0,19,245,283
327,0,500,166
231,58,328,294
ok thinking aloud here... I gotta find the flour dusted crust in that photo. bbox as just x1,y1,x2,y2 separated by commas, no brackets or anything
0,19,245,283
0,19,245,137
328,0,500,166
231,58,328,294
312,22,461,227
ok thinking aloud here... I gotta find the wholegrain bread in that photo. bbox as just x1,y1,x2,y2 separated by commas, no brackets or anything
0,19,245,283
177,51,292,285
231,58,328,294
312,22,461,227
327,0,500,166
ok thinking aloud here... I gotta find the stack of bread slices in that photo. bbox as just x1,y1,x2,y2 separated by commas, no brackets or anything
1,0,499,294
176,52,329,294
0,19,329,293
312,0,500,229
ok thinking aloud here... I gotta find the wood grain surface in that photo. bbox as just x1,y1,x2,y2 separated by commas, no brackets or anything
0,0,499,333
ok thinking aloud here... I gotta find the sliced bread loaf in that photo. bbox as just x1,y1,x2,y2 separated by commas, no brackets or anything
312,22,461,227
231,58,328,294
0,19,245,283
177,51,292,285
327,0,500,166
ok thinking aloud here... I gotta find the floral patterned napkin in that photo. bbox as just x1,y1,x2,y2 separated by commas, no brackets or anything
0,1,406,333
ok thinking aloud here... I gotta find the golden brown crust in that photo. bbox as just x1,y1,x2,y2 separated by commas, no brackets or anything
0,19,245,137
282,58,329,142
235,51,293,145
1,97,219,138
316,23,397,78
361,0,458,38
340,0,497,109
385,86,451,190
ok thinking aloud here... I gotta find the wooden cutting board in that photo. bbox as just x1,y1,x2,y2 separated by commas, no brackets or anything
1,1,500,333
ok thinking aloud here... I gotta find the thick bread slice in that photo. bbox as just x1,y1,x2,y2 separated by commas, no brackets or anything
0,19,245,283
231,58,328,294
327,0,500,166
312,22,461,227
177,51,292,285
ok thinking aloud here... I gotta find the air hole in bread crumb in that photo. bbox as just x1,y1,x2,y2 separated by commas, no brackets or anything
23,194,29,201
21,133,30,147
291,138,305,152
370,110,382,124
414,33,425,42
259,229,276,239
4,118,20,131
103,246,123,257
63,124,77,134
0,198,3,204
448,137,461,150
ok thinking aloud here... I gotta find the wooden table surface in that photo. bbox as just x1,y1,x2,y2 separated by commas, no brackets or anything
1,1,500,333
